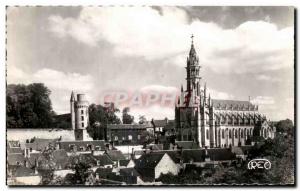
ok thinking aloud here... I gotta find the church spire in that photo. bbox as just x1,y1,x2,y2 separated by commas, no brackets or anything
70,91,75,102
189,34,197,57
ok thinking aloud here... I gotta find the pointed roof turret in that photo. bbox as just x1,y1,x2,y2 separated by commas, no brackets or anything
70,91,75,101
189,34,197,57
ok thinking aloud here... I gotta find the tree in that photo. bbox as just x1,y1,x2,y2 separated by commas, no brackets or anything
275,119,294,135
87,103,121,140
138,115,147,124
6,83,54,128
122,107,134,124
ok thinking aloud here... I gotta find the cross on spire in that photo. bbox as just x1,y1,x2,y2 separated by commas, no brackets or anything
191,34,194,44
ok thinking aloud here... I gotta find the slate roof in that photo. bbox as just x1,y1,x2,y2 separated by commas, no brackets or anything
94,155,114,166
105,150,126,161
7,153,25,166
25,138,59,151
212,99,257,110
135,153,165,169
182,149,205,163
58,140,106,152
107,124,147,130
152,119,168,127
95,167,114,178
207,148,236,161
119,159,130,167
145,144,163,150
151,150,181,163
175,141,200,150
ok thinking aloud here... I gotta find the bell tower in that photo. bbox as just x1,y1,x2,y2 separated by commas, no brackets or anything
186,35,201,95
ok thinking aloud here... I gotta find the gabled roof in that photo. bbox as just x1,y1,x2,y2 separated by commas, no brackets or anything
151,150,181,163
105,150,126,161
135,153,165,169
94,155,114,166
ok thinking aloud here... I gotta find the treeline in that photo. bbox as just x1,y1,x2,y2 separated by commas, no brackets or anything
7,83,55,128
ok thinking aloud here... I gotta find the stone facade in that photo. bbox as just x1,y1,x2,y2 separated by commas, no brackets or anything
175,39,275,148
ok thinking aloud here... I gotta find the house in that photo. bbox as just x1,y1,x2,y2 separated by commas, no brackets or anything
119,168,142,184
106,124,148,145
105,150,126,167
151,118,169,133
7,140,23,154
171,141,200,150
57,140,106,155
135,152,180,182
24,137,60,153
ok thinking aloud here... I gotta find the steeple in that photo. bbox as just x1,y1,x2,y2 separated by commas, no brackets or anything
189,34,197,57
186,35,201,93
70,91,75,102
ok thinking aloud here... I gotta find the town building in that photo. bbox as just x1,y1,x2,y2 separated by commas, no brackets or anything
175,37,276,148
106,124,148,145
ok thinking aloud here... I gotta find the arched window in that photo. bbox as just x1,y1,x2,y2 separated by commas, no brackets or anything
235,129,238,138
241,130,244,138
264,129,267,138
229,129,232,139
250,128,253,135
247,129,250,136
222,129,225,139
206,129,209,139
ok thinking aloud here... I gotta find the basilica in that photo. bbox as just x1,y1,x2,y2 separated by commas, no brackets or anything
175,37,276,148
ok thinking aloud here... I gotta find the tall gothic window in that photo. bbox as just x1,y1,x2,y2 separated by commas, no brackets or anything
222,129,225,139
229,130,232,139
235,129,238,138
206,129,209,139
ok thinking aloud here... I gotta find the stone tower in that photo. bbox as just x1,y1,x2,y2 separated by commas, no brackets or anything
70,92,92,141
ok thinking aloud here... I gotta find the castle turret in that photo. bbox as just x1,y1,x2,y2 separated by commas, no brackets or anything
70,92,92,141
70,91,76,130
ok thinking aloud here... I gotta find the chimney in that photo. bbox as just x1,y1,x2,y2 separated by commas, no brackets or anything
24,160,29,168
25,148,30,158
55,143,60,150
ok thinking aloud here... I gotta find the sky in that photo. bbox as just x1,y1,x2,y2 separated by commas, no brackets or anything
6,6,294,122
